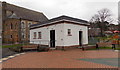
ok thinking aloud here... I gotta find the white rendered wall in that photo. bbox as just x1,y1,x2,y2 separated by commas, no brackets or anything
30,22,88,47
63,23,88,46
30,23,64,47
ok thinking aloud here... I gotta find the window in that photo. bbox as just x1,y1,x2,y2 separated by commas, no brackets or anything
38,32,41,39
5,24,8,30
28,23,32,27
10,35,12,38
21,22,25,28
10,23,13,29
15,23,17,29
33,32,36,39
22,33,25,39
68,29,72,36
16,35,18,38
28,34,30,38
22,35,25,39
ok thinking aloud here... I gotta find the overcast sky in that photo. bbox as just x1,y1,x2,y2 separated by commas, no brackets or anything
1,0,119,24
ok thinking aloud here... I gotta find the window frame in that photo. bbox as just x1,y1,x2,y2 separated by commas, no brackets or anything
10,35,12,38
28,23,32,27
10,23,13,29
21,22,25,28
68,29,72,36
38,32,42,39
33,32,37,39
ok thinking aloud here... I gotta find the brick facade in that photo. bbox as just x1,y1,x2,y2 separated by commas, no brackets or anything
3,18,39,43
3,19,20,43
20,20,38,43
1,2,48,44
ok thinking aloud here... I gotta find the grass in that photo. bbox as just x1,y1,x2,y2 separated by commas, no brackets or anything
99,47,112,49
1,44,24,48
116,48,120,50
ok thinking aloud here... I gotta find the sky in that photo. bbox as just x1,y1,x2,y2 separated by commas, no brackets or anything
0,0,119,24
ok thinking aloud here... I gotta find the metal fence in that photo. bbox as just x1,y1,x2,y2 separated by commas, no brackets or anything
88,37,99,45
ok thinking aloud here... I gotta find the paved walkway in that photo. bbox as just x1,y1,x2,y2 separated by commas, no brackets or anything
2,49,118,68
2,48,19,58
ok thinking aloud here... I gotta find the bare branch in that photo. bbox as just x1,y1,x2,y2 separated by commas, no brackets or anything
89,8,113,37
97,8,112,22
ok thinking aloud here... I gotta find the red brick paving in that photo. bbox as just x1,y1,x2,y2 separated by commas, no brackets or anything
2,49,118,68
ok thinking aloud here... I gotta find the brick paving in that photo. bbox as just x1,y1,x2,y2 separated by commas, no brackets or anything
2,49,118,68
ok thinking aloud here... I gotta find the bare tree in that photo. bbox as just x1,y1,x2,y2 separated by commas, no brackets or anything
90,8,113,37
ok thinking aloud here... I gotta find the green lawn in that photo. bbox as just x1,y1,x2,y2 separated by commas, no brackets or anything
116,47,120,50
1,44,24,48
99,47,120,50
99,47,112,49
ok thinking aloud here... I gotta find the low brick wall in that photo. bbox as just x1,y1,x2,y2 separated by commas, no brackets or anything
56,45,79,50
83,45,96,50
39,44,49,47
22,44,38,48
98,42,112,47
